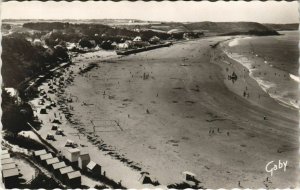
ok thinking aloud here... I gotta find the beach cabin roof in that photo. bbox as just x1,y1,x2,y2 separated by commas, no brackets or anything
2,168,19,178
79,153,90,161
40,153,53,161
2,154,10,159
52,161,66,170
183,171,196,176
68,148,80,153
34,149,47,156
2,163,17,170
86,161,98,170
2,150,9,155
52,119,61,124
67,171,81,179
1,158,14,165
59,166,74,175
46,157,60,165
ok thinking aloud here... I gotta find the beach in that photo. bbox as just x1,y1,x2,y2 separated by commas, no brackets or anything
30,35,298,188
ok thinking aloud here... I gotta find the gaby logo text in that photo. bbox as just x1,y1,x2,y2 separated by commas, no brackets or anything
265,160,288,176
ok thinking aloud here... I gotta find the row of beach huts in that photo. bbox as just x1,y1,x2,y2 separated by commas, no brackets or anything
32,148,101,188
1,149,21,188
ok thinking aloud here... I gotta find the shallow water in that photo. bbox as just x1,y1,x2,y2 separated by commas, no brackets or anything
223,31,299,109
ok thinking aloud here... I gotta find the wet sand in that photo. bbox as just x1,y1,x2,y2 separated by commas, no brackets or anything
31,37,298,188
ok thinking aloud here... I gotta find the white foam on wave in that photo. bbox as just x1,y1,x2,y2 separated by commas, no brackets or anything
222,44,299,110
228,39,240,47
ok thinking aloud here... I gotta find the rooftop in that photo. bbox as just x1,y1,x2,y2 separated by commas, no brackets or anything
79,153,90,160
68,148,80,153
2,154,11,159
46,157,60,165
67,171,81,179
2,163,17,170
1,158,14,165
40,153,53,161
1,150,9,155
59,166,74,175
2,168,19,178
87,161,100,170
34,149,47,156
52,161,66,170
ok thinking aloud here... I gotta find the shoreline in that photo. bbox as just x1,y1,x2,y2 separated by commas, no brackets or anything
219,36,299,110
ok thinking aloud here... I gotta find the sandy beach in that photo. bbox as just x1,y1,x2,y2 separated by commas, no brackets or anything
30,36,298,188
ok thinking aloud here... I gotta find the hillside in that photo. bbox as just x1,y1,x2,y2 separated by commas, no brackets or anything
119,21,279,35
264,23,298,31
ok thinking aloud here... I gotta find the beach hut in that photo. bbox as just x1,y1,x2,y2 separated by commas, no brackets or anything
1,158,14,165
33,149,47,157
78,153,90,170
66,171,81,188
139,173,153,184
40,153,53,164
40,108,47,114
2,149,9,155
65,148,80,163
2,168,20,188
86,161,102,176
2,163,17,170
52,119,62,124
65,139,74,147
182,171,196,181
45,157,60,168
52,161,66,173
2,153,11,159
58,166,74,180
46,133,55,140
52,124,58,130
56,128,64,135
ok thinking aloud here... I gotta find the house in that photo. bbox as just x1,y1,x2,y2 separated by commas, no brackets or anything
149,36,160,44
86,161,101,176
2,168,20,188
2,153,10,159
65,148,80,163
2,163,17,170
58,166,74,180
1,158,14,165
52,161,66,173
78,153,90,170
45,157,60,168
133,36,142,42
66,171,81,188
117,43,129,50
33,149,47,157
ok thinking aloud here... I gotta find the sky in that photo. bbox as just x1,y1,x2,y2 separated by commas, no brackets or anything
1,1,299,23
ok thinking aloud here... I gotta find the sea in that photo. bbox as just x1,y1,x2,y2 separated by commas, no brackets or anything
223,30,299,110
